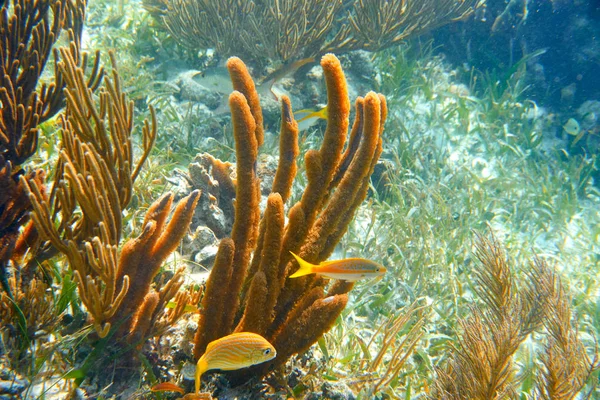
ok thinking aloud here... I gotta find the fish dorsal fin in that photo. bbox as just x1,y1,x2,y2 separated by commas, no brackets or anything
205,336,224,353
318,259,341,267
317,258,370,269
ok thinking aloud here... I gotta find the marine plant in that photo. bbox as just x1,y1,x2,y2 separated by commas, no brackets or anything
146,0,483,72
193,53,387,383
0,0,91,291
1,43,203,393
326,47,600,396
431,232,598,399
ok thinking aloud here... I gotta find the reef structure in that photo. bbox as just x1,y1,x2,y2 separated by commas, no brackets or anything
193,53,387,378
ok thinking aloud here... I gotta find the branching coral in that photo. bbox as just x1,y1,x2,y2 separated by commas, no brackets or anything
23,47,199,342
432,232,547,398
146,0,343,69
0,0,87,166
0,0,99,291
530,257,599,400
0,1,105,367
348,300,428,396
147,0,483,70
192,53,386,381
337,0,482,53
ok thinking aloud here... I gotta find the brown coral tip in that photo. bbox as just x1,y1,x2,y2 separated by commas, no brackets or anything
272,95,299,202
227,57,264,146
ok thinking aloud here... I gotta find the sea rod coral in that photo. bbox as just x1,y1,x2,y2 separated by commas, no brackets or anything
0,0,104,366
193,53,387,380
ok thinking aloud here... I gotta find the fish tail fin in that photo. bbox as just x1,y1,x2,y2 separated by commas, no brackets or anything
289,251,315,278
195,356,208,394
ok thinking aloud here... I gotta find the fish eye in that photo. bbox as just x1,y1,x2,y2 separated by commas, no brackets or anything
264,348,271,356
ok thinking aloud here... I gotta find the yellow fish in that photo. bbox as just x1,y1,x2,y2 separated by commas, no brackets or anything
296,105,328,123
294,105,328,131
289,252,387,282
195,332,276,394
165,300,199,313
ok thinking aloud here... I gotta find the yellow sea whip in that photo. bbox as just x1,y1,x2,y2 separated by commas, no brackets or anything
195,332,276,394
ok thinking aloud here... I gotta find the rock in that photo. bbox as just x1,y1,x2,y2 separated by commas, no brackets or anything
346,50,375,81
194,244,219,267
0,379,26,395
182,225,219,267
195,226,219,249
577,100,600,130
174,70,225,109
186,153,236,237
256,154,278,196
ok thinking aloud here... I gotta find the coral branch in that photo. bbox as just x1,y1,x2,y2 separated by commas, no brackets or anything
113,190,200,332
0,0,96,294
431,231,598,399
271,95,299,202
194,238,235,357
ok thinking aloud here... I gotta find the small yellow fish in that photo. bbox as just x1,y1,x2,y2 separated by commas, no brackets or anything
165,300,199,313
296,105,328,123
289,252,387,282
195,332,276,394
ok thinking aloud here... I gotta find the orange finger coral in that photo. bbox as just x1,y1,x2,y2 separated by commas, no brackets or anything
193,53,387,382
